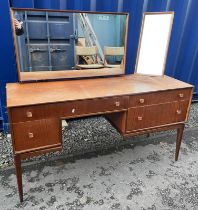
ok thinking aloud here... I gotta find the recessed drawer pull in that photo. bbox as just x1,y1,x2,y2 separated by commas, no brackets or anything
72,108,75,113
115,101,120,107
28,132,34,138
26,111,32,118
139,98,145,104
178,93,184,98
176,110,182,115
138,116,143,121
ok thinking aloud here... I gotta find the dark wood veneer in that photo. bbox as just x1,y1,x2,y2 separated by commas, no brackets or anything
12,118,61,152
126,100,189,132
129,88,191,107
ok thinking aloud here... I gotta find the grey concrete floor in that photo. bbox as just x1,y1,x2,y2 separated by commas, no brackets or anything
0,103,198,210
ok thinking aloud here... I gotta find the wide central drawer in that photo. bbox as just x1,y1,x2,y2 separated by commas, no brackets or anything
12,118,61,153
85,96,128,114
10,96,128,123
129,88,192,107
126,100,189,132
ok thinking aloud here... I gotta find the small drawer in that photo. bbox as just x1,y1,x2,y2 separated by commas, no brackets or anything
12,118,61,153
10,101,86,123
126,100,189,132
85,96,128,114
47,100,86,118
129,88,192,107
10,105,48,123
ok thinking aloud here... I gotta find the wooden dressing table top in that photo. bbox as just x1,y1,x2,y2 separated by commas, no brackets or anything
6,74,193,108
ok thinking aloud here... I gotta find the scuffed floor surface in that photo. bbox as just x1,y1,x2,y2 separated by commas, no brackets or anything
0,129,198,210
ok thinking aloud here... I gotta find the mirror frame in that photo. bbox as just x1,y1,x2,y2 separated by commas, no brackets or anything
10,8,129,82
135,12,174,76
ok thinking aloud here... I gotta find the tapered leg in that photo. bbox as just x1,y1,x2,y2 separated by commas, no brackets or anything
14,154,23,202
175,124,185,161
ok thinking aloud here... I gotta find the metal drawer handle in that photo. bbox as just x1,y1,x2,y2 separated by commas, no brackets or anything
115,101,120,107
26,111,32,118
72,108,75,113
28,132,34,138
177,110,182,115
139,98,145,104
138,116,143,121
179,93,184,98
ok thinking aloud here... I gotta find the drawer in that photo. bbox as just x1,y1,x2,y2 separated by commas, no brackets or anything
53,96,127,118
46,100,86,118
10,104,50,123
12,118,61,153
129,88,192,107
126,100,189,132
10,100,86,123
85,96,128,114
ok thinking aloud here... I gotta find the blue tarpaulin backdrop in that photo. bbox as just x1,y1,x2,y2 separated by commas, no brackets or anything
0,0,198,131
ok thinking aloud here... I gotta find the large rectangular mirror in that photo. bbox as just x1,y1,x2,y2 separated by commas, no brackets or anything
135,12,174,76
10,8,128,81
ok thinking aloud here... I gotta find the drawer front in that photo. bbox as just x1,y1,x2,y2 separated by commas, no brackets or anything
85,96,128,114
126,100,189,132
129,88,192,107
10,100,89,123
46,100,86,118
12,118,61,152
11,105,48,123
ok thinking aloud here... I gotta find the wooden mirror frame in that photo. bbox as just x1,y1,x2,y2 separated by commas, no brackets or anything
10,8,129,82
135,12,174,76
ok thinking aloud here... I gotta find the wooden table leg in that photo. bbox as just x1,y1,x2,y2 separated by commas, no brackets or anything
175,124,185,161
14,154,23,202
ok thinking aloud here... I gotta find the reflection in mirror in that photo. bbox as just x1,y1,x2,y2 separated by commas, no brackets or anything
135,12,174,76
11,9,128,81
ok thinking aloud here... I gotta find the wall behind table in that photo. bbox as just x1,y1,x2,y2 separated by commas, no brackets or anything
1,0,198,132
0,0,19,132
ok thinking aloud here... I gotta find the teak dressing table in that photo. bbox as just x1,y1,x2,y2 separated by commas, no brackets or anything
7,74,193,202
8,8,193,203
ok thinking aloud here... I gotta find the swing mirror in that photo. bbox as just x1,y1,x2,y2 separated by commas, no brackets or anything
135,12,174,76
10,8,128,82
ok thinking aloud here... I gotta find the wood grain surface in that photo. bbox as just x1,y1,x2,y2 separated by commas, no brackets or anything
7,75,193,107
